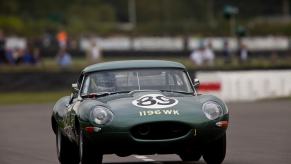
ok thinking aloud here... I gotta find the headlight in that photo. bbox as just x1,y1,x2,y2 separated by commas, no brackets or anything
90,106,113,125
202,101,224,120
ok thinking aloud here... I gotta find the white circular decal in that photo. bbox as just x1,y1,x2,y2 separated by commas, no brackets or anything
132,94,178,109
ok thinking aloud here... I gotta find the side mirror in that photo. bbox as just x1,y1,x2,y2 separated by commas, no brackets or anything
193,78,200,89
72,83,79,92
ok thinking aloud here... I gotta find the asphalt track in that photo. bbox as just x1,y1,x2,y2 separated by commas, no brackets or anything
0,100,290,164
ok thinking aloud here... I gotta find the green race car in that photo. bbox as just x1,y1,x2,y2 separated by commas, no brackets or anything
51,60,229,164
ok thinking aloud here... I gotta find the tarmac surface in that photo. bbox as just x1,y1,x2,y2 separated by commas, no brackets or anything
0,100,290,164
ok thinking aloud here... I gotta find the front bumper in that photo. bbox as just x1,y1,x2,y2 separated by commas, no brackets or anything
81,120,227,154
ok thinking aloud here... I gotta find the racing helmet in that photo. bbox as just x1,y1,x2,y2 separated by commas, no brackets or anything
95,72,116,92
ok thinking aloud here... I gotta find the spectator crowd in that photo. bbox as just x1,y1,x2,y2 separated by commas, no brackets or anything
190,39,249,66
0,29,104,70
0,28,252,69
0,30,41,66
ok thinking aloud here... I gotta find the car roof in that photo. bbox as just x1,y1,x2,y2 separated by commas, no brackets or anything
82,60,186,73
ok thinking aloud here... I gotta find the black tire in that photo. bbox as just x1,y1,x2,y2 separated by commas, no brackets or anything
179,152,201,162
79,130,103,164
203,133,226,164
56,127,79,164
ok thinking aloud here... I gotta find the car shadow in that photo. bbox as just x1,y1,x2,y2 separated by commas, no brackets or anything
104,161,205,164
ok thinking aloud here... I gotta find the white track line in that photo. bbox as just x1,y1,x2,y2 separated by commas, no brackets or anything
134,155,156,162
142,158,155,162
134,155,148,159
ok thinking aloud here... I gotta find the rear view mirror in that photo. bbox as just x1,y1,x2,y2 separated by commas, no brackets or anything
68,83,79,104
72,83,79,92
193,78,200,89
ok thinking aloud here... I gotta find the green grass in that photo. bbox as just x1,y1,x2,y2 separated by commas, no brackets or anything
0,91,70,105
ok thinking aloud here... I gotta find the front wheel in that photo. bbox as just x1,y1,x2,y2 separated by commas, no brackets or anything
79,130,103,164
203,133,226,164
179,152,201,162
56,127,79,164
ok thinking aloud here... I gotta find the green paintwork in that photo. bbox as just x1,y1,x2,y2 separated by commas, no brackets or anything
51,60,229,156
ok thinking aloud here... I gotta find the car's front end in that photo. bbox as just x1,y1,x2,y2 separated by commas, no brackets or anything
53,60,229,164
78,92,229,156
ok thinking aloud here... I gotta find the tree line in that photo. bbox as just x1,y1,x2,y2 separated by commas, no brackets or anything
0,0,290,36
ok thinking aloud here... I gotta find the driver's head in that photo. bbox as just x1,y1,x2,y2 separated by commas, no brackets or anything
95,72,116,92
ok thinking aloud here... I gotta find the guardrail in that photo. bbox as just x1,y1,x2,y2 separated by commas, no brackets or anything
5,36,291,52
196,70,291,101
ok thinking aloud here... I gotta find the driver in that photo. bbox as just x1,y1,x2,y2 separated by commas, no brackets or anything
94,72,116,92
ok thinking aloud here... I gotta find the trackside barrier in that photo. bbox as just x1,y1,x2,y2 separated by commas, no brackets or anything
5,36,291,52
196,70,291,102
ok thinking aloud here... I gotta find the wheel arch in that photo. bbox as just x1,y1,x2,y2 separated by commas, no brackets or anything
51,116,57,134
75,115,81,135
51,96,71,135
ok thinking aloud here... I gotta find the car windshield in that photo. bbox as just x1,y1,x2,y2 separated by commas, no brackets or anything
81,68,193,95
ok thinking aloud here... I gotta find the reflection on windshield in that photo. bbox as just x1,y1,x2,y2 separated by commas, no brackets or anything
81,69,193,95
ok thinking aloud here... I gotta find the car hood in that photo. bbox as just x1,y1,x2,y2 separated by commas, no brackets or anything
78,91,226,131
99,91,206,122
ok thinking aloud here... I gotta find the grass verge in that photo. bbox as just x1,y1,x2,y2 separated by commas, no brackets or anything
0,91,70,105
1,56,291,73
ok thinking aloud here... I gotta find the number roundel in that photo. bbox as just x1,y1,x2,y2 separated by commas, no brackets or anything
132,94,178,109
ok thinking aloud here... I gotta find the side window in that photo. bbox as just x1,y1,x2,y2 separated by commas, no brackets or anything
82,76,90,94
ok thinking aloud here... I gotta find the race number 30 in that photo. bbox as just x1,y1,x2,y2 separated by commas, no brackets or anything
132,94,178,109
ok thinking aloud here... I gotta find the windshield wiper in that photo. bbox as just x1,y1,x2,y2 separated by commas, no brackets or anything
81,91,130,98
81,92,110,98
159,90,193,94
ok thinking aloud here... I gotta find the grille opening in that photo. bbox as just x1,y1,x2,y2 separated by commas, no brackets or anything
131,122,190,140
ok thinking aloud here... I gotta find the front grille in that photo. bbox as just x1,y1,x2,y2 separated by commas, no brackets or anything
131,122,190,140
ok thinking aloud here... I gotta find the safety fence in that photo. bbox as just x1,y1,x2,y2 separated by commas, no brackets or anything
196,70,291,101
6,36,291,52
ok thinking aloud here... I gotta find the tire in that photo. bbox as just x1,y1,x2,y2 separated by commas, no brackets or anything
203,133,226,164
179,152,201,162
56,127,79,164
79,130,103,164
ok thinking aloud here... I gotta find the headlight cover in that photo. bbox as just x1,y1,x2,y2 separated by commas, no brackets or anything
90,106,113,125
202,101,224,120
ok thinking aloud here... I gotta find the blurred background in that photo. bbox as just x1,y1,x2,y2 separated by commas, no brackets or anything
0,1,291,164
0,0,291,103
